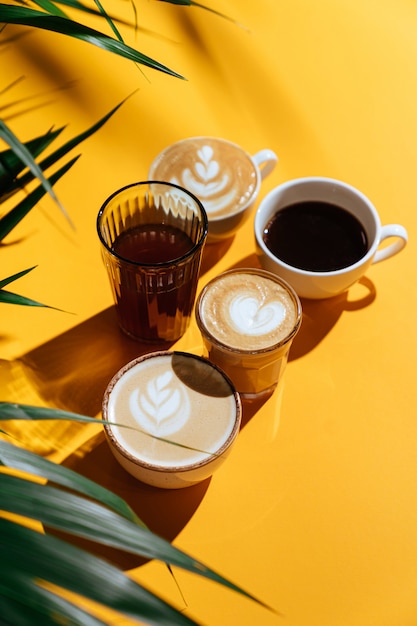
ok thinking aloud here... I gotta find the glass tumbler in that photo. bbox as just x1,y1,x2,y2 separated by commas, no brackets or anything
97,181,208,342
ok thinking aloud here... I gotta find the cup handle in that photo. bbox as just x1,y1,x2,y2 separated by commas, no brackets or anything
372,224,408,264
252,149,278,180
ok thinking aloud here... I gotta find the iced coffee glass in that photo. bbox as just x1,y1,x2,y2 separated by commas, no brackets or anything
97,181,208,343
195,268,302,397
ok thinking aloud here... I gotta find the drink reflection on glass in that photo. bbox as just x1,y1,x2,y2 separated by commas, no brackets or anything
97,181,208,343
196,268,302,398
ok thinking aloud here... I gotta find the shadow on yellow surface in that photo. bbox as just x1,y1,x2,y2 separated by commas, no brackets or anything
290,276,377,360
223,252,378,361
1,261,378,576
11,256,377,422
19,306,173,418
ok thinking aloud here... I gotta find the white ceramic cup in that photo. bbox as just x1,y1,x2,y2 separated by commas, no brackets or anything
149,136,278,243
254,177,408,299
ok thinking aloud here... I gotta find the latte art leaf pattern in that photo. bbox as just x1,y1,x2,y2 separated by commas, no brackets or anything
150,138,257,218
179,144,232,212
196,146,219,181
129,371,190,437
229,295,286,336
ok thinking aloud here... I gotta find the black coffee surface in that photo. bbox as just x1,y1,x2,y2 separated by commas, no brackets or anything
263,201,369,272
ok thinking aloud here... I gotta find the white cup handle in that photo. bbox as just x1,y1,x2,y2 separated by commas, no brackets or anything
252,149,278,180
372,224,408,264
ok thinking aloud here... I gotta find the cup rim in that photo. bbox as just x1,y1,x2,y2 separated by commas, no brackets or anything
102,350,242,474
254,176,381,277
149,136,262,223
97,180,208,268
195,267,302,355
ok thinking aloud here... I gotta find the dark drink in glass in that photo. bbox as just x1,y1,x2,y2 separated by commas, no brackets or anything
97,182,208,342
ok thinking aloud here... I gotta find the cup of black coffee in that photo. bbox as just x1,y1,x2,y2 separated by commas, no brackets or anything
254,177,408,299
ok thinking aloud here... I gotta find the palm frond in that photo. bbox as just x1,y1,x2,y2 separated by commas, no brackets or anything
0,118,73,225
0,267,60,308
0,435,271,625
0,154,79,241
0,5,184,78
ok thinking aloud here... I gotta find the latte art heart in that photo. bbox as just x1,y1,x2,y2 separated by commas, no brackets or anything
229,295,286,336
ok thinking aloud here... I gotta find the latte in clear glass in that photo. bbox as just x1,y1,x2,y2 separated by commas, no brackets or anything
196,269,302,397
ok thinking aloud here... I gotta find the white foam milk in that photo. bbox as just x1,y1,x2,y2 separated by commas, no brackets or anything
199,272,297,351
107,354,237,467
150,138,257,218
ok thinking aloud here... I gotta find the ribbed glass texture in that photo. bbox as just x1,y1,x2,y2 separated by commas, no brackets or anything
97,182,207,342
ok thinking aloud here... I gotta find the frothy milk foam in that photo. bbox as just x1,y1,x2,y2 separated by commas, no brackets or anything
199,272,298,351
106,353,238,467
149,138,258,219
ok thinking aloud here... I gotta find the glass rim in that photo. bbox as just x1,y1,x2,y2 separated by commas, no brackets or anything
97,180,208,268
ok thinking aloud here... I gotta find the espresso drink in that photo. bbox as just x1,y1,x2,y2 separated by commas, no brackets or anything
196,269,302,396
103,352,240,470
263,201,369,272
149,137,258,219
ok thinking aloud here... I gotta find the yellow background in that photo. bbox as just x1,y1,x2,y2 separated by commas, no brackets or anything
1,1,417,624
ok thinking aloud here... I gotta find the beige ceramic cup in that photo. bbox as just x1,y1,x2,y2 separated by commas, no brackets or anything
149,136,278,243
195,268,302,398
102,351,241,489
255,177,408,299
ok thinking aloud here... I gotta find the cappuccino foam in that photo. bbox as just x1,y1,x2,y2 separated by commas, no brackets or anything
105,353,238,467
149,137,258,219
199,271,298,351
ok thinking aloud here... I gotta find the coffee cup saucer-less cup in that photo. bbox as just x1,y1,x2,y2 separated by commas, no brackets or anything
195,268,302,398
102,351,242,489
254,177,408,300
97,181,208,343
148,136,278,243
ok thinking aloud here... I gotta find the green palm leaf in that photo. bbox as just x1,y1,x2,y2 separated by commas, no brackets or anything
0,267,64,309
0,518,199,626
0,5,184,78
0,127,62,198
0,418,268,606
17,97,130,189
0,569,107,626
0,118,72,225
0,154,79,241
2,96,129,198
0,402,225,455
0,437,143,525
30,0,68,18
0,288,57,308
0,266,38,290
0,436,271,625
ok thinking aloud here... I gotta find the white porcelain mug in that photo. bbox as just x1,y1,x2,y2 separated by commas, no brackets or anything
254,177,408,299
149,136,278,243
